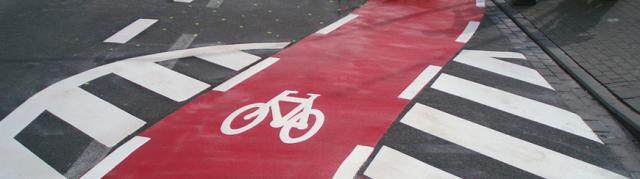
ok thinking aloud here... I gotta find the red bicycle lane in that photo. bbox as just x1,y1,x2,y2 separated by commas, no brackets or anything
106,0,483,178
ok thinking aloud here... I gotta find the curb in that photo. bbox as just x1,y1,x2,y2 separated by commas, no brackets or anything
490,0,640,139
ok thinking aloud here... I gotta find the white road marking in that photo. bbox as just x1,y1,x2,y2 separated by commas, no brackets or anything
196,51,262,71
401,103,625,179
316,14,359,35
47,88,146,147
365,146,460,179
454,50,554,90
169,34,198,51
206,0,224,8
0,139,64,178
431,74,602,143
114,62,210,102
173,0,193,3
0,42,289,178
212,57,279,92
333,145,373,179
104,19,157,44
455,21,480,43
476,0,485,7
398,65,442,100
81,136,150,179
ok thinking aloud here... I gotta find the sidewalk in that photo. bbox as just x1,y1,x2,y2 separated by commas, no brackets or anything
496,0,640,133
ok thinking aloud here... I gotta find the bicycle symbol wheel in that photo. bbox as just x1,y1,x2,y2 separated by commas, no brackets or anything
220,103,268,135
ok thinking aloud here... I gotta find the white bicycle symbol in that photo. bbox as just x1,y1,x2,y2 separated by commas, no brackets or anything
220,90,325,144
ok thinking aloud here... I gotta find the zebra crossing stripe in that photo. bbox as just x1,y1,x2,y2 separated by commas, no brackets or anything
47,88,146,147
81,136,150,179
398,65,442,100
453,50,554,90
114,61,210,102
431,74,602,143
196,51,262,71
0,43,289,178
400,103,625,179
332,145,373,179
365,146,460,179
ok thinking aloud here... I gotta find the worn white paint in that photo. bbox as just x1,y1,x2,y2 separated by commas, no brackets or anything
398,65,442,100
213,57,279,92
453,50,554,90
333,145,373,179
206,0,224,8
455,21,480,43
365,146,460,179
316,14,359,35
431,74,602,143
401,103,625,179
0,42,289,178
81,136,150,179
173,0,194,3
104,19,157,44
196,51,262,71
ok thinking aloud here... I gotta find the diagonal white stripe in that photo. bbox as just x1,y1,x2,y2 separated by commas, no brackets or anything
104,19,157,44
431,74,602,143
400,103,625,179
365,146,460,179
453,50,554,90
196,51,261,71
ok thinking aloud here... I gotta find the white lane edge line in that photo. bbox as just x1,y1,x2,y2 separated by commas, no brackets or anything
364,146,460,179
431,74,602,143
455,21,480,43
332,145,374,179
80,136,150,179
398,65,442,100
400,103,625,179
104,19,157,44
212,57,279,91
476,0,486,7
316,14,359,35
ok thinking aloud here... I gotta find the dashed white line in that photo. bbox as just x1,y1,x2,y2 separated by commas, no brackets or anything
316,14,359,35
453,50,554,90
431,74,602,143
196,51,262,71
173,0,193,3
213,57,279,92
104,19,157,44
455,21,480,43
332,145,373,179
365,146,460,179
400,103,625,179
81,136,150,179
398,65,442,100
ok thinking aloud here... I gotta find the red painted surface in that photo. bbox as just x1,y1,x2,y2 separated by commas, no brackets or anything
107,0,483,178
